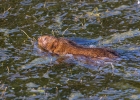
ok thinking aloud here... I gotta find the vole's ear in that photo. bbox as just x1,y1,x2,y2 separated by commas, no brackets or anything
53,39,58,48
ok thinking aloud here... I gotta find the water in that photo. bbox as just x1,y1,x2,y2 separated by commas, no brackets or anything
0,0,140,99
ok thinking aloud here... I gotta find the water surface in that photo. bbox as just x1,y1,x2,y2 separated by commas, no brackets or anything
0,0,140,99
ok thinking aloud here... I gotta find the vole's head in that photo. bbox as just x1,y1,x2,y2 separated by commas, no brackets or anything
38,35,58,51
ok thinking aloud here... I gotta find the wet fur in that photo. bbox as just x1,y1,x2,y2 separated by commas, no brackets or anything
38,35,119,58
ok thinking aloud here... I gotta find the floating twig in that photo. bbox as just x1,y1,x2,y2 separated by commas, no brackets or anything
1,87,7,97
3,7,11,15
62,28,68,35
44,0,47,8
20,29,32,39
7,66,9,74
51,30,55,36
110,63,115,73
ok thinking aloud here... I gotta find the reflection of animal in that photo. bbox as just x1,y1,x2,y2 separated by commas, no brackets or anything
38,35,119,58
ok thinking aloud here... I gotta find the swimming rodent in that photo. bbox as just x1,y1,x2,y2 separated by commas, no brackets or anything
38,35,119,58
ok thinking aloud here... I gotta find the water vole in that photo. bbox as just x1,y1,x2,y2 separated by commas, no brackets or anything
38,35,118,58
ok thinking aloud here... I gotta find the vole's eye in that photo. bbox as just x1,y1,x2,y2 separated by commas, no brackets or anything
44,37,47,40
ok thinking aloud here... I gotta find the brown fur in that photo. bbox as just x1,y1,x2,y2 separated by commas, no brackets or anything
38,35,119,58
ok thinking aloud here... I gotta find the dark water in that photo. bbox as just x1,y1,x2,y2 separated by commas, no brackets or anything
1,0,140,99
